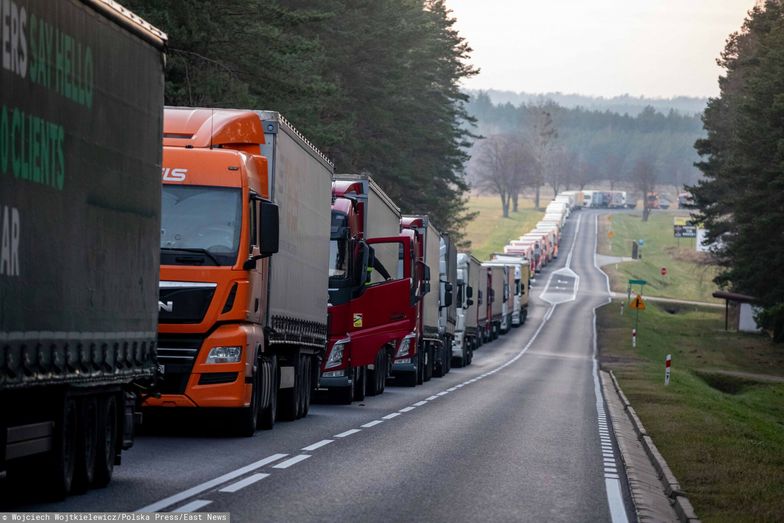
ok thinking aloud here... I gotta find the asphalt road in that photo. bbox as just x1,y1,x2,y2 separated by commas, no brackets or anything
8,211,634,522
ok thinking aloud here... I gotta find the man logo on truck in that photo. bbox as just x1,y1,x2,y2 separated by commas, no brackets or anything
162,167,187,182
159,300,173,313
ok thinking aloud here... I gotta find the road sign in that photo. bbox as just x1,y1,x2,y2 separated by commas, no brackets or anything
660,267,668,276
608,230,615,239
629,295,646,310
628,279,647,285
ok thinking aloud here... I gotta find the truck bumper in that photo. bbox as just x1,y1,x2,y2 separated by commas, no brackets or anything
511,311,521,327
452,334,465,357
318,368,352,390
391,358,416,378
144,378,251,409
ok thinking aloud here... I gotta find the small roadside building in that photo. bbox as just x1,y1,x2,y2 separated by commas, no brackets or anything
712,291,763,333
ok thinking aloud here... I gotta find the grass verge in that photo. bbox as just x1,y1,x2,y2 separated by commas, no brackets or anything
597,300,784,522
598,211,721,303
463,195,544,261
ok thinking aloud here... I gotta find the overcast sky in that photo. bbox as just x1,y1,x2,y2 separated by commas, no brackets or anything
445,0,757,98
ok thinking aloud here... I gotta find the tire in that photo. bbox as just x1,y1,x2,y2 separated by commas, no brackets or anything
367,350,384,396
234,363,261,437
92,395,117,488
258,355,277,430
433,344,444,378
353,366,367,402
278,355,303,421
73,396,98,493
47,396,78,498
424,345,433,381
416,352,424,385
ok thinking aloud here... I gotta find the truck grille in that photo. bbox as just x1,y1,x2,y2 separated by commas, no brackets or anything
158,284,216,324
156,335,204,394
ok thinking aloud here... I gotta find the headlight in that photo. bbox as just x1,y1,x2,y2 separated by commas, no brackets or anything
396,333,416,358
325,338,349,369
206,346,242,364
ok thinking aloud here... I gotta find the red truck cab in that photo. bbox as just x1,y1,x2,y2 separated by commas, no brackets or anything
320,183,422,400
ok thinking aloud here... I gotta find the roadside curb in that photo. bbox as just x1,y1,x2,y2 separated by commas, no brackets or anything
607,371,701,523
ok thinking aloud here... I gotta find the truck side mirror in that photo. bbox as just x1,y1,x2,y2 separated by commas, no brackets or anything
244,199,278,269
260,200,279,257
444,282,453,308
466,286,473,299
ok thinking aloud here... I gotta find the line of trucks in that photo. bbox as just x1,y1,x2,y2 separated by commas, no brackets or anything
0,0,540,498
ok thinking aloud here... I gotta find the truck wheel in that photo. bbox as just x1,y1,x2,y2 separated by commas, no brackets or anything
47,396,78,497
234,366,261,437
278,356,303,421
92,395,118,488
73,396,98,493
258,356,277,430
367,351,384,396
433,346,444,378
445,345,452,373
424,346,433,381
353,366,367,402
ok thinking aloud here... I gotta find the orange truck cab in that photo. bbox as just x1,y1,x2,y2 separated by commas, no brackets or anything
146,108,333,435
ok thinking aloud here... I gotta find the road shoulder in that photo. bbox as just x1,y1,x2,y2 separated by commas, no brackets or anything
602,370,699,522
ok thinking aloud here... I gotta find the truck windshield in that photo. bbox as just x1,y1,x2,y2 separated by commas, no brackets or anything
160,185,242,266
329,239,349,278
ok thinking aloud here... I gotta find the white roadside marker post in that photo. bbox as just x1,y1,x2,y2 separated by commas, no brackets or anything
632,328,637,348
665,354,671,385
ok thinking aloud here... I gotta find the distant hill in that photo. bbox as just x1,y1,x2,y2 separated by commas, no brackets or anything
467,89,709,116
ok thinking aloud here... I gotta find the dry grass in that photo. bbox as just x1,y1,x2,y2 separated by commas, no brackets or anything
462,195,544,261
598,211,721,303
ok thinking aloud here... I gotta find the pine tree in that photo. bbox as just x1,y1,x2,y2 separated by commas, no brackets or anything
690,0,784,340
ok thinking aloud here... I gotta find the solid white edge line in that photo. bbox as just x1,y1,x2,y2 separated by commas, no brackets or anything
218,473,270,493
172,500,212,513
301,439,334,452
334,428,361,438
592,214,630,523
135,453,288,512
272,454,311,469
361,420,384,428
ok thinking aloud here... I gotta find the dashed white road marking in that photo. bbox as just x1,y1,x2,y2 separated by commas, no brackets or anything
592,214,630,523
219,473,270,493
382,412,401,420
302,439,334,452
173,500,212,513
436,391,449,396
273,454,311,469
135,453,288,512
399,406,416,413
426,395,438,401
361,420,384,428
334,428,361,438
413,400,428,407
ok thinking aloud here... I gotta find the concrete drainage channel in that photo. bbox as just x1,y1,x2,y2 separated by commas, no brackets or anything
602,370,701,523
